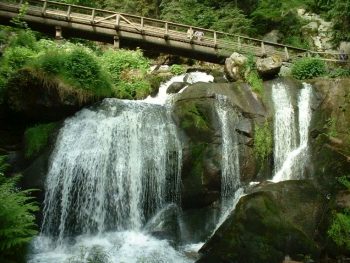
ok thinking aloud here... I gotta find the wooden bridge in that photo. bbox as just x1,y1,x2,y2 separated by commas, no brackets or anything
0,0,348,63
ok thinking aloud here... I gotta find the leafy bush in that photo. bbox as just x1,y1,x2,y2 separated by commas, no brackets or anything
33,50,65,75
8,30,37,50
0,156,39,262
291,58,326,80
24,123,57,158
170,64,186,75
1,46,35,71
254,121,273,162
328,210,350,250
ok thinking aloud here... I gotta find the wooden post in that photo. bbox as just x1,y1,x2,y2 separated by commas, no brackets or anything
42,0,48,16
284,46,290,61
213,32,217,47
113,35,120,49
140,17,144,33
261,41,266,57
91,9,96,24
67,5,72,21
164,22,169,39
115,14,120,30
238,37,241,49
55,26,63,40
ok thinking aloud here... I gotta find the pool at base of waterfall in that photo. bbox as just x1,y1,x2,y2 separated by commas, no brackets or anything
28,231,195,263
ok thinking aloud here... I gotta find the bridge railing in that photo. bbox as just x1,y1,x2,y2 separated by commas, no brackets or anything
1,0,349,63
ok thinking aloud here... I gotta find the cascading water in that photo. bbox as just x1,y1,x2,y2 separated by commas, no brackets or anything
272,82,313,182
212,95,244,232
29,72,213,263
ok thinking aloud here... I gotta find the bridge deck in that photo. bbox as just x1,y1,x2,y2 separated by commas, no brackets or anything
0,0,348,64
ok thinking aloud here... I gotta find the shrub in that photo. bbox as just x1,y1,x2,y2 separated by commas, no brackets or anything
24,123,57,158
0,156,39,262
291,58,327,80
254,121,273,163
8,30,37,50
64,48,112,95
100,49,150,86
170,64,186,75
32,50,65,75
1,46,35,71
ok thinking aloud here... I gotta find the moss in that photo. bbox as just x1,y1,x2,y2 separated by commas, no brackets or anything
24,123,57,158
180,103,210,132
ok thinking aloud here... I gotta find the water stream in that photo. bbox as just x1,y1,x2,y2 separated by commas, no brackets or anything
272,82,313,182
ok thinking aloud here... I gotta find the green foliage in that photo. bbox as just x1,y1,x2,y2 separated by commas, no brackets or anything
247,70,264,94
8,30,37,50
325,117,338,137
328,68,350,78
0,156,39,261
254,121,273,162
10,2,28,29
115,80,152,100
242,54,264,94
328,210,350,250
291,58,326,80
24,123,57,158
170,64,186,75
338,175,350,190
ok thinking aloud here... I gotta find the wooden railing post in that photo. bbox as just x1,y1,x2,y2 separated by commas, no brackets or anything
213,31,217,47
42,0,48,16
261,41,266,57
164,22,169,39
115,14,120,30
238,36,241,49
284,46,290,61
140,17,144,33
67,5,72,21
91,9,96,24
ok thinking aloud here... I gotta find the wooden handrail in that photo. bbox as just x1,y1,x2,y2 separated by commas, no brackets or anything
1,0,349,62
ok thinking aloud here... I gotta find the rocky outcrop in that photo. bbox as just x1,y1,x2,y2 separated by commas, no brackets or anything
308,78,350,188
5,68,95,122
172,82,266,208
197,181,324,263
224,52,247,81
256,55,283,78
167,82,187,94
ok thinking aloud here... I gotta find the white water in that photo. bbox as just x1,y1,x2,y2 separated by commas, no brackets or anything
211,95,244,235
272,83,313,182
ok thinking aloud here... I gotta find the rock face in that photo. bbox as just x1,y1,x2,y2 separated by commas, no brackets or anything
197,181,323,263
256,55,283,78
172,82,266,208
167,81,187,94
224,52,247,81
308,78,350,188
5,68,95,122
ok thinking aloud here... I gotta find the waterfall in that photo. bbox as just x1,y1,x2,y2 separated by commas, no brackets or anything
272,83,313,182
29,72,214,263
41,99,182,241
215,95,243,227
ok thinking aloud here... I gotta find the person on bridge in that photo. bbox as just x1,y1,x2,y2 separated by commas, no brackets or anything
194,31,204,41
187,27,194,41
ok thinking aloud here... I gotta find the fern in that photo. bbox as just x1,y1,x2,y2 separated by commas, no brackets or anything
0,156,39,260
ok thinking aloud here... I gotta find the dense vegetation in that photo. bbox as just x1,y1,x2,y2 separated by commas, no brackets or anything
0,156,39,263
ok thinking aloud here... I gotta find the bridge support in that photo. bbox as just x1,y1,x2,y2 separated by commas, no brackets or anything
113,35,120,49
55,26,63,40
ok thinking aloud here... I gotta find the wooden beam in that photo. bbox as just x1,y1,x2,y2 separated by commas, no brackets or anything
95,13,117,24
115,14,120,30
91,9,96,24
42,0,47,16
119,14,140,32
66,5,71,20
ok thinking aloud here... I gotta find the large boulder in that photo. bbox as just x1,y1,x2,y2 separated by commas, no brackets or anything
256,55,283,78
172,82,267,208
224,52,247,81
197,181,324,263
5,68,95,122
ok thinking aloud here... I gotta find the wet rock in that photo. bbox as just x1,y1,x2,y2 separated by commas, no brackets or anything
197,181,323,263
167,82,187,94
256,55,283,78
172,82,266,208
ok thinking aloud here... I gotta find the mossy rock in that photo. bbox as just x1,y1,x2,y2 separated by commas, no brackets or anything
198,181,323,263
